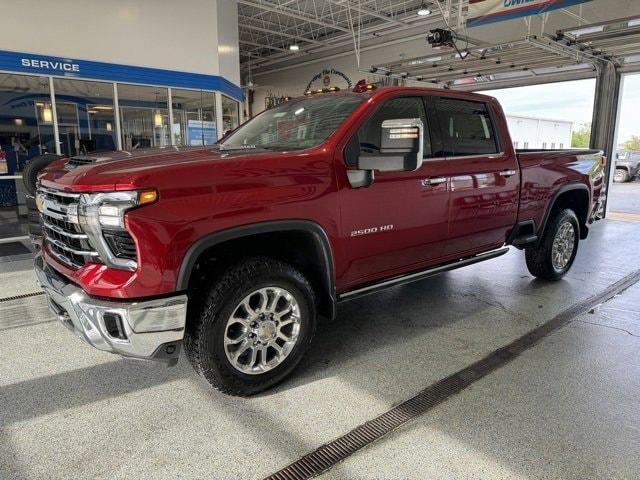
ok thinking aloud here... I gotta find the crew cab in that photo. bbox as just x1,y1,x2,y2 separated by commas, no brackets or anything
33,86,606,396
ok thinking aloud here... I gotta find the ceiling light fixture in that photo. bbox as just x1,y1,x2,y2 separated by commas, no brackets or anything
417,2,432,16
289,44,300,51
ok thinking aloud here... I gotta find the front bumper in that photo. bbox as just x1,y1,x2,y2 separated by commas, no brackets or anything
34,253,187,365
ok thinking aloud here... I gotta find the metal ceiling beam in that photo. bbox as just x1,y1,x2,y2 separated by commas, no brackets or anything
236,0,352,34
452,67,595,91
426,58,581,83
239,39,292,53
245,14,450,72
238,16,325,45
565,25,640,44
326,0,409,27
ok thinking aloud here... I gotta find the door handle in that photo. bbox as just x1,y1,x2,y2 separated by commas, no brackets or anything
421,176,447,187
499,169,517,178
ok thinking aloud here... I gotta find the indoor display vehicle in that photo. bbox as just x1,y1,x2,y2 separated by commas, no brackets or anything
31,86,606,396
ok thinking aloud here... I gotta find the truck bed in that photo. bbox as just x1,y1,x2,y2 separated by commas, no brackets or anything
515,148,606,230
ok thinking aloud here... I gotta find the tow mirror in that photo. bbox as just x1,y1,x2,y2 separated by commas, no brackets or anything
357,118,424,172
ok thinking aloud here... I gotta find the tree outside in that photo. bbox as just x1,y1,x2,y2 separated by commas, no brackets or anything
571,123,591,148
622,135,640,152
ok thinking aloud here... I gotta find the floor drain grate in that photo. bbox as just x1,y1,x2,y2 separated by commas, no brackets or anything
264,268,640,480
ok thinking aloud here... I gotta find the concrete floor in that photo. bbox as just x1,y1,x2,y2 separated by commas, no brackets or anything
1,219,639,480
609,177,640,215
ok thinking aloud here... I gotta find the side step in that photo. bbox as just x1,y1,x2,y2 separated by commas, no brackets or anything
338,247,510,302
511,234,538,248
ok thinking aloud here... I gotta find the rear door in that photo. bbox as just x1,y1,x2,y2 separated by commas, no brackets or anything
433,97,519,256
338,95,451,288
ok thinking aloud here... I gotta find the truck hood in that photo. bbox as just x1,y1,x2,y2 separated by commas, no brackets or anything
39,146,290,192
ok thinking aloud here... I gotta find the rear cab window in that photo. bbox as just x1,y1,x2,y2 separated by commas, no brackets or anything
434,98,499,157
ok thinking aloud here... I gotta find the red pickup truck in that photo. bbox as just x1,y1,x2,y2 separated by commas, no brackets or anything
33,86,606,395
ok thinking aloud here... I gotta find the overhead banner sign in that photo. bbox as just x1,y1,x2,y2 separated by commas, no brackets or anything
467,0,591,28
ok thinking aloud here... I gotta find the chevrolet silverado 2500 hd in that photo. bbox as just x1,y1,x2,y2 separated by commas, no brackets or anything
33,87,606,395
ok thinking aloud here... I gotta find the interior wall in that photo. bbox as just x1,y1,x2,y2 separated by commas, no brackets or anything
1,0,224,76
250,38,430,114
217,0,241,86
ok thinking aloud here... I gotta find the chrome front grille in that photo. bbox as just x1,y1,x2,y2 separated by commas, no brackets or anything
39,187,100,269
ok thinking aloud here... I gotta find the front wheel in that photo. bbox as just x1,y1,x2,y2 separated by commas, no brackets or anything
184,257,316,396
525,209,580,281
614,168,630,183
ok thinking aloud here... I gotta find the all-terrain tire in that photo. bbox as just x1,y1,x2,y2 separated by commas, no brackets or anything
525,209,580,281
184,257,316,396
614,168,630,183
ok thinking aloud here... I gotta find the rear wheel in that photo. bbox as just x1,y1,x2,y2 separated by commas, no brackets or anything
184,257,316,396
614,168,630,183
525,209,580,281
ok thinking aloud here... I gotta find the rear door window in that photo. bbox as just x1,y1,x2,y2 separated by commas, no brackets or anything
434,98,499,156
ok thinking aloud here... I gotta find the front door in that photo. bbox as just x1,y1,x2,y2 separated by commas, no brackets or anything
338,96,451,289
433,96,519,256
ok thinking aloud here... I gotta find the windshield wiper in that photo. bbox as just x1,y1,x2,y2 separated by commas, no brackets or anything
218,144,258,151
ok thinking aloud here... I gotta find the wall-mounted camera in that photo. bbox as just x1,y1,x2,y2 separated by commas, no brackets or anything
427,28,454,48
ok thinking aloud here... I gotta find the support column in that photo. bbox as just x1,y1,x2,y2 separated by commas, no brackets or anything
215,92,224,140
168,88,175,146
113,83,123,151
48,77,61,155
589,60,623,216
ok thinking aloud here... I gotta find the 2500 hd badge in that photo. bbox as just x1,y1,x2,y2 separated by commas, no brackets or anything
351,224,394,237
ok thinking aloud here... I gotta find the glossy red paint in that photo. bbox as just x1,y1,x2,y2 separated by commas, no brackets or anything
38,87,604,300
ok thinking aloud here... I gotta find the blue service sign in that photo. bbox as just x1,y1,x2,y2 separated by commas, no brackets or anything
0,50,243,101
21,57,80,74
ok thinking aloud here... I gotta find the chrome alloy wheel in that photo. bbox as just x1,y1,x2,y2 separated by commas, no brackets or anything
551,221,576,271
224,287,301,375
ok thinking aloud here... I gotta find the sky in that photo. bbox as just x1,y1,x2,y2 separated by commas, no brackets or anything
484,75,640,143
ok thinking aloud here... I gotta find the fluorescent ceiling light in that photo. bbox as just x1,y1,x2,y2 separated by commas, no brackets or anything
289,44,300,51
417,3,432,16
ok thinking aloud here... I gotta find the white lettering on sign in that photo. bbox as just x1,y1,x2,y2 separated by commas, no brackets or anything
21,58,80,72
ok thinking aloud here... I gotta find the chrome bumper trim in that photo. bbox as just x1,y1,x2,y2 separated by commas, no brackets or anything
34,252,186,362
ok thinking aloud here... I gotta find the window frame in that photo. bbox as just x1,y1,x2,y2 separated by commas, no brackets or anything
345,94,440,168
431,96,503,159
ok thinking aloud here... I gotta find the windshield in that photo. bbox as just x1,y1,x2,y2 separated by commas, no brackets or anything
222,95,364,150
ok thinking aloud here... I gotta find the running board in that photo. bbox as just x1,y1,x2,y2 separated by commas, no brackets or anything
338,247,510,302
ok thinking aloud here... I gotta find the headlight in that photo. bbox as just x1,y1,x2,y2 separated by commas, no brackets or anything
76,190,157,271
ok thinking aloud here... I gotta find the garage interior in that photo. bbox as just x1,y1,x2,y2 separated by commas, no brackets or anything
2,1,640,480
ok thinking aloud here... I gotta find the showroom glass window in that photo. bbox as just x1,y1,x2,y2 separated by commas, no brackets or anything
171,89,217,146
117,84,169,150
0,74,55,238
221,95,240,133
223,95,363,150
434,98,499,156
53,78,116,156
357,96,432,158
